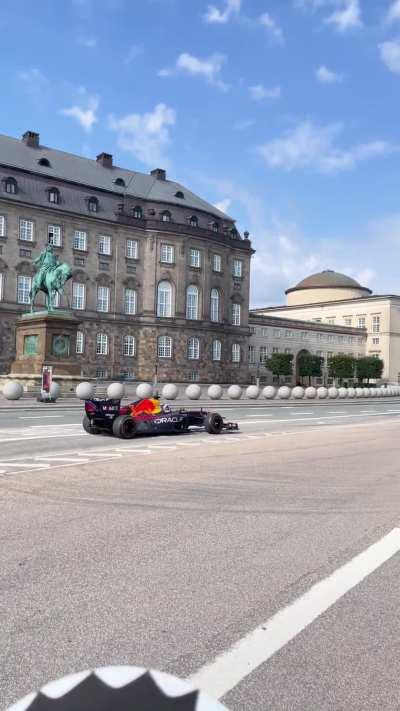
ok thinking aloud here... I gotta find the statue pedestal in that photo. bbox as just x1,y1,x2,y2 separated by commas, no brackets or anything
10,310,82,376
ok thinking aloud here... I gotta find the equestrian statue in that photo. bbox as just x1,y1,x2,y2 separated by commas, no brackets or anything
30,245,72,311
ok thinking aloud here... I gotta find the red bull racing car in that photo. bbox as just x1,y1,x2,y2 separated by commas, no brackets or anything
83,397,239,438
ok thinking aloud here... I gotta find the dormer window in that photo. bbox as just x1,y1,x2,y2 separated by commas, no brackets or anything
38,157,51,167
4,177,17,194
161,210,171,223
189,215,198,228
48,187,60,204
132,206,143,219
114,178,125,187
88,196,98,213
211,221,219,233
175,190,184,199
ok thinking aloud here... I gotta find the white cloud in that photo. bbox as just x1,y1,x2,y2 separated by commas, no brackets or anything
379,40,400,74
109,102,176,168
249,84,281,100
124,43,144,64
60,91,99,132
214,197,232,213
203,0,241,24
233,118,256,131
259,12,284,43
257,120,397,174
17,67,47,83
159,52,229,90
296,0,362,32
315,64,343,83
77,35,97,48
386,0,400,24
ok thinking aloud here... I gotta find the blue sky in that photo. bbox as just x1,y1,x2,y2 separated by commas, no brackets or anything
2,0,400,306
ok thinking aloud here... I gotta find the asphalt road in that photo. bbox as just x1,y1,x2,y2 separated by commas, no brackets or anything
1,401,400,709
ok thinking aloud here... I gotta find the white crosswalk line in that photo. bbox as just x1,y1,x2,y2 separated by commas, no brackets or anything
35,456,90,464
0,461,51,469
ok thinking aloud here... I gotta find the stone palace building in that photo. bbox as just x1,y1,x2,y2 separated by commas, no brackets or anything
0,130,253,383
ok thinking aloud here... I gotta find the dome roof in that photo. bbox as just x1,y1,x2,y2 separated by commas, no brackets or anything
286,270,372,295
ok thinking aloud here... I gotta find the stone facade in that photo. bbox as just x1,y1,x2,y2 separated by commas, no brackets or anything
0,131,253,383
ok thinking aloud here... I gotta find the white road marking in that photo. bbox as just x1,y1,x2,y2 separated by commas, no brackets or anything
244,414,272,418
18,415,64,420
327,411,346,414
0,433,87,444
35,456,90,464
189,528,400,700
290,411,314,415
0,461,51,469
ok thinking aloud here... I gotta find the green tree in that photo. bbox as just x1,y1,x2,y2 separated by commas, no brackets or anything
356,356,384,383
328,355,356,384
264,352,293,383
298,354,323,385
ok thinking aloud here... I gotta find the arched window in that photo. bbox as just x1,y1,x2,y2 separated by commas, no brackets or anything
161,210,171,223
211,221,219,233
189,215,198,228
186,285,199,320
187,337,200,360
4,177,17,194
175,190,184,199
132,206,143,219
48,187,60,204
232,343,241,363
38,157,51,167
158,335,172,358
210,288,220,322
114,177,125,187
88,196,98,213
157,280,173,317
212,339,222,362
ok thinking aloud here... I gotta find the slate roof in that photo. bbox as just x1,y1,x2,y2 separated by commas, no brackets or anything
0,132,231,220
286,270,372,295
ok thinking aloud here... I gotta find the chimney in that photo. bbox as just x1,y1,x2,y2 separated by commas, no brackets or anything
22,131,39,148
96,152,113,168
150,168,166,181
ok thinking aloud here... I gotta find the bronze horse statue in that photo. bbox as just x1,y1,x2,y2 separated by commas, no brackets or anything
29,246,72,311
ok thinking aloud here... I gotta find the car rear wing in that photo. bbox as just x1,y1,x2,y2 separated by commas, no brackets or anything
85,398,121,415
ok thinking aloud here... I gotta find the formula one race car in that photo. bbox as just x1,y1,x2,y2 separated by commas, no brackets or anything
83,397,239,438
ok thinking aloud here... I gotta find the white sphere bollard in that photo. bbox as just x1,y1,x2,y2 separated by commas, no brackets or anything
136,382,153,399
246,385,260,399
262,385,276,399
317,386,328,399
338,387,347,399
278,386,291,400
363,387,371,397
185,384,201,400
161,383,178,400
347,387,356,398
305,386,317,399
228,384,242,400
3,381,24,400
76,381,95,400
355,387,364,398
292,386,305,399
328,387,339,399
376,388,382,397
49,382,61,400
369,388,376,398
207,384,223,400
107,382,125,399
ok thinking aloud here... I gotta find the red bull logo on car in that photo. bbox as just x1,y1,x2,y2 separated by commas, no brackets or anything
130,398,162,416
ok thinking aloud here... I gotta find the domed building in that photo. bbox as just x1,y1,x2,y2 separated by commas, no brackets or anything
286,270,372,306
250,267,400,384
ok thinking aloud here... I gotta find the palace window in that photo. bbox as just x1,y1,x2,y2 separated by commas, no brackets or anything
232,343,241,363
273,329,281,337
372,315,381,333
158,335,172,358
212,339,222,362
123,335,136,357
212,254,222,272
73,230,87,251
114,177,125,187
189,248,201,268
98,235,111,255
175,191,184,199
248,345,255,364
72,282,85,310
76,331,84,354
186,285,199,320
4,177,17,194
259,345,268,362
96,333,108,355
187,337,200,360
357,316,366,328
157,280,173,317
124,288,137,315
211,221,219,232
97,285,110,313
48,188,60,204
126,239,138,259
0,272,3,301
48,224,61,246
372,337,380,345
344,317,352,326
189,215,198,228
232,302,241,326
132,206,143,219
88,197,98,213
160,244,174,264
232,259,243,278
210,288,220,322
161,210,171,223
0,215,5,237
19,219,34,242
38,157,51,167
17,275,31,304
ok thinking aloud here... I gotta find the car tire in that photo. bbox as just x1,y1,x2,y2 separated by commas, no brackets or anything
82,415,100,435
205,412,224,435
112,414,137,439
